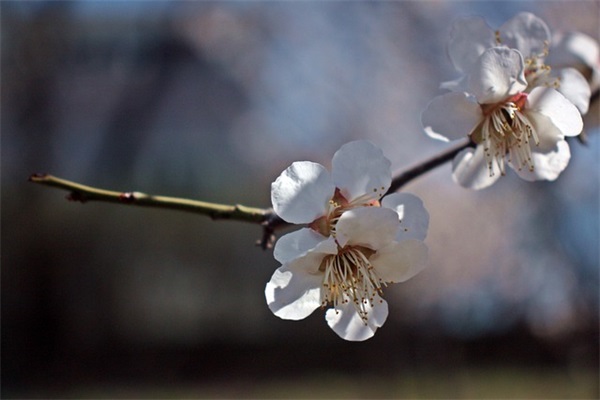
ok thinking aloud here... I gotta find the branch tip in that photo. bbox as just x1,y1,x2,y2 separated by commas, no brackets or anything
29,173,49,182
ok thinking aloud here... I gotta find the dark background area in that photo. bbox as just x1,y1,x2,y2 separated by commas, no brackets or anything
2,1,598,398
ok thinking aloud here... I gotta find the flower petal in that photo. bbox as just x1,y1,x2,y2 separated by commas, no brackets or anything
527,87,583,137
556,67,591,115
447,16,496,74
331,140,391,203
549,31,600,92
452,146,501,190
467,47,527,104
265,258,325,321
325,297,388,341
334,207,399,250
511,139,571,181
381,193,429,241
370,240,428,283
271,161,335,224
273,228,337,264
422,92,483,142
526,110,564,153
498,12,551,59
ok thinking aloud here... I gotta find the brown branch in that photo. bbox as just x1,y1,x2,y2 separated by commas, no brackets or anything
387,138,474,194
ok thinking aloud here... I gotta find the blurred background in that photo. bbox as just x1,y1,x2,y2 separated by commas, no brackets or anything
2,1,598,398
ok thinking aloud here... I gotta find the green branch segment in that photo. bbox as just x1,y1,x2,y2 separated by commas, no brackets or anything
28,174,271,224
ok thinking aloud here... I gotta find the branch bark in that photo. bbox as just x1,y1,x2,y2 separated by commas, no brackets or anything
28,174,269,223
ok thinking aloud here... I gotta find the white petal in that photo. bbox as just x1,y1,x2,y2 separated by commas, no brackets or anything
526,110,564,153
370,240,428,283
468,47,527,104
549,31,600,92
334,207,399,250
556,67,591,115
452,146,501,190
331,140,391,202
325,297,388,341
381,193,429,241
499,12,551,59
273,228,337,264
271,161,335,224
265,259,325,321
511,139,571,181
422,92,483,142
526,87,583,137
447,16,495,74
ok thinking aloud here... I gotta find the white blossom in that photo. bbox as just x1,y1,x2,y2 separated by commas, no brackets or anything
266,141,429,340
442,12,591,115
422,47,583,189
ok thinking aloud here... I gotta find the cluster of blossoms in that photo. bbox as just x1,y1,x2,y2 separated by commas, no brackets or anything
265,141,429,341
422,12,591,189
264,13,596,341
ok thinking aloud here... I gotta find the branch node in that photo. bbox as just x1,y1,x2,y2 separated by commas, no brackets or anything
257,220,276,250
119,192,137,204
256,210,288,250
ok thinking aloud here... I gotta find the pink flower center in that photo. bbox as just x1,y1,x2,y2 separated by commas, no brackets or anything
309,188,380,237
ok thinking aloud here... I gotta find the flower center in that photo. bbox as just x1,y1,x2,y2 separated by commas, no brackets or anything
475,93,540,177
309,188,382,237
319,245,384,324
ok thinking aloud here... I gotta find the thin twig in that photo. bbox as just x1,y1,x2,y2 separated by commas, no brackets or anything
28,173,269,223
386,138,474,194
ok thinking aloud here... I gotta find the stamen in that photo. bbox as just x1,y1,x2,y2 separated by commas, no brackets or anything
320,246,383,324
476,94,537,177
